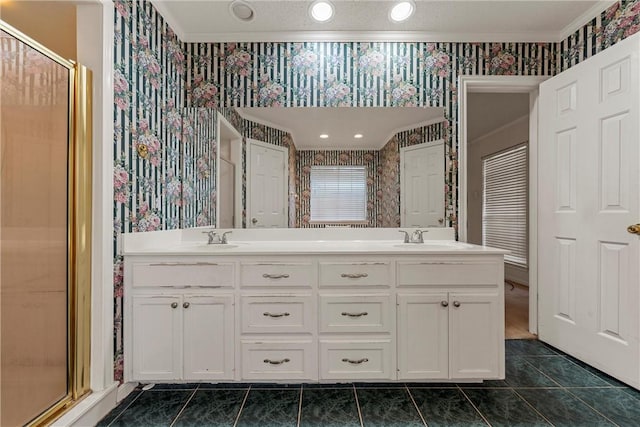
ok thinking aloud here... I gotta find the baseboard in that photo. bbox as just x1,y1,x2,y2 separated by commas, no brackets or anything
117,381,139,402
51,382,118,427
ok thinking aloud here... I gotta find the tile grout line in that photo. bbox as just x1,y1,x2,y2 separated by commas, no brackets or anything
510,388,556,426
404,385,428,426
232,386,251,427
456,386,492,427
352,385,364,427
169,388,198,427
296,386,303,427
560,387,621,426
105,389,144,427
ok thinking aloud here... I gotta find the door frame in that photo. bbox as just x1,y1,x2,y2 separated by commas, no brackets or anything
246,138,289,228
458,75,547,335
400,139,445,227
216,113,243,228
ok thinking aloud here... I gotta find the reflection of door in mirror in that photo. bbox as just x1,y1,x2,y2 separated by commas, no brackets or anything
401,140,445,227
219,158,235,228
247,139,288,228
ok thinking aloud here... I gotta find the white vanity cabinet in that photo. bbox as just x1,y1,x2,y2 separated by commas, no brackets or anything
239,259,318,381
125,259,236,382
124,244,505,384
396,257,505,381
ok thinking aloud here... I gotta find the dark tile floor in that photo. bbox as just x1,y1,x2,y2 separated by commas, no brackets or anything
99,340,640,426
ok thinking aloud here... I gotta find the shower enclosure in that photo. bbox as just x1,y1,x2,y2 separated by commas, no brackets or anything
0,21,91,426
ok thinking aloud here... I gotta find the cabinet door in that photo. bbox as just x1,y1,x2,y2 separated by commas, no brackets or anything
397,293,448,380
183,294,235,380
449,293,501,379
132,295,182,381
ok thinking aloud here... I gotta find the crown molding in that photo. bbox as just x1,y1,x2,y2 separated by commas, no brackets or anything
181,30,559,44
557,0,617,41
149,0,186,41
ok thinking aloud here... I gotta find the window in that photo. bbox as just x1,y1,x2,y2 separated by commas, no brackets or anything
310,166,367,222
482,144,528,267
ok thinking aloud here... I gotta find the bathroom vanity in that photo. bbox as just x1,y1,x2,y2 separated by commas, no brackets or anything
122,228,507,384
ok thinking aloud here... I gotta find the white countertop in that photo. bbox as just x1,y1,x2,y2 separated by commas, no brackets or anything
123,238,508,256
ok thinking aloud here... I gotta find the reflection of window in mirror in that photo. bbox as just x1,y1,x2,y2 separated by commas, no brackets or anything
310,166,366,223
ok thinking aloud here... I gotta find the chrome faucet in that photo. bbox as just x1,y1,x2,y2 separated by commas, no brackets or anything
398,229,428,243
202,230,232,244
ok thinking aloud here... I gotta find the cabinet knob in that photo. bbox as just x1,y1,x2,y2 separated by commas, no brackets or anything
183,302,190,309
441,301,449,307
171,302,178,309
453,301,461,308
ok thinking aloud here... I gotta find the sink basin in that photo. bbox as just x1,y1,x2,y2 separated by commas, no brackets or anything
177,244,240,251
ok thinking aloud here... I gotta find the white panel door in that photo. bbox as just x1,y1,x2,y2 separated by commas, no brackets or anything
539,33,640,388
248,140,287,228
219,158,235,228
397,293,449,380
401,140,445,227
132,295,181,381
183,295,235,380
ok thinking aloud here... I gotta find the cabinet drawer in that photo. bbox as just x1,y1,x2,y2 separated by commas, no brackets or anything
320,340,393,380
397,261,500,287
319,262,391,288
319,294,392,333
241,295,314,334
132,262,234,287
241,340,316,380
240,262,313,287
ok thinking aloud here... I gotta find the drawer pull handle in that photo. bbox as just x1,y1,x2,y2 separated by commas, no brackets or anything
262,273,290,279
341,311,368,317
342,358,369,365
170,302,178,309
183,302,190,309
453,301,461,308
441,301,449,307
341,273,368,279
263,358,290,365
263,312,290,318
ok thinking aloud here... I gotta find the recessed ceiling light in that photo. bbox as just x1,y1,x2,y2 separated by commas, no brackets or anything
309,0,334,22
389,1,415,23
229,0,255,22
354,134,363,139
319,134,329,139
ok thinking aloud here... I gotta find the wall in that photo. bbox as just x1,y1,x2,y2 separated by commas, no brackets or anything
296,150,379,227
468,115,529,284
0,1,77,61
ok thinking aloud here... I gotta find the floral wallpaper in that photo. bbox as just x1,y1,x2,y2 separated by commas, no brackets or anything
113,0,218,381
296,150,379,227
112,0,640,380
182,107,217,227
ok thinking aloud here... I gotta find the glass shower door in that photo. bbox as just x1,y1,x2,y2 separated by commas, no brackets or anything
0,26,80,426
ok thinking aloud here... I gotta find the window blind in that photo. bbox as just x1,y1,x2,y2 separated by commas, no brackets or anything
482,144,528,267
310,166,367,222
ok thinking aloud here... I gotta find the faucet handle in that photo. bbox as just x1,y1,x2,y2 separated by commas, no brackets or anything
398,230,410,243
412,229,429,243
202,230,218,244
221,231,232,244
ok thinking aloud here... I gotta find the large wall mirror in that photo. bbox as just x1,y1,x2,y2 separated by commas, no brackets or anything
216,107,447,228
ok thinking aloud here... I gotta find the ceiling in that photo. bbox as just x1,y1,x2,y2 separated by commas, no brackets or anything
151,0,615,43
236,107,445,150
467,93,529,142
